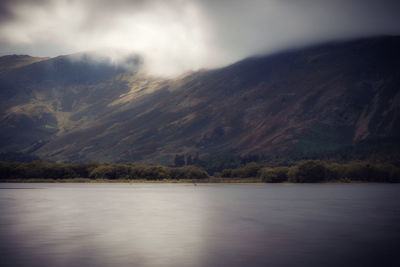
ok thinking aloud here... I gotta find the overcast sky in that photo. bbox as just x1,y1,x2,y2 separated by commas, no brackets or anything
0,0,399,76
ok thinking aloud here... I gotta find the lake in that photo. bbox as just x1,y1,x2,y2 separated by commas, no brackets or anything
0,183,399,267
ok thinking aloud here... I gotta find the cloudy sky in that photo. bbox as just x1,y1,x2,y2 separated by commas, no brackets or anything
0,0,399,76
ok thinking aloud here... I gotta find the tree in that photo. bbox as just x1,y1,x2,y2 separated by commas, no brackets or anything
260,166,289,183
289,160,327,182
241,162,260,177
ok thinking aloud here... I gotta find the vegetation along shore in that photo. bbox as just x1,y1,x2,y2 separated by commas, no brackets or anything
0,160,399,183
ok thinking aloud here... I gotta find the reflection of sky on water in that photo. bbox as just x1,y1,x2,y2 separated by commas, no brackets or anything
0,184,207,266
1,183,400,267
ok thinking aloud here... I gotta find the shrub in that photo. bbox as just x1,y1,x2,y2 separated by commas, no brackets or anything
260,166,289,183
241,162,260,178
342,162,395,182
71,162,99,177
324,163,344,181
89,164,117,179
169,166,209,179
288,160,327,183
180,166,209,179
140,166,170,180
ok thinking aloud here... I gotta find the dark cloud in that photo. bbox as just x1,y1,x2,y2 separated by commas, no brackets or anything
0,0,50,19
198,0,400,59
0,0,399,75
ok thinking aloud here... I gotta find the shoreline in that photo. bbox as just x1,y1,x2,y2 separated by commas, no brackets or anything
0,178,396,184
0,178,262,183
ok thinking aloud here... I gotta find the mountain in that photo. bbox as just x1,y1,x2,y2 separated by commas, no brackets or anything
0,36,399,168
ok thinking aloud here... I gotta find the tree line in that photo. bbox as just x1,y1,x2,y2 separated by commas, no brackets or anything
221,160,400,182
1,160,399,182
0,161,209,180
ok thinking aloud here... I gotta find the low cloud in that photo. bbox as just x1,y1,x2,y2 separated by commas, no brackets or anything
0,0,399,76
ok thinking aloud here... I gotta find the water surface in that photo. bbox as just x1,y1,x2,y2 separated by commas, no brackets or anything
0,183,399,267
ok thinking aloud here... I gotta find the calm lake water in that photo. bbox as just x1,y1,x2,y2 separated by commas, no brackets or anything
0,183,399,267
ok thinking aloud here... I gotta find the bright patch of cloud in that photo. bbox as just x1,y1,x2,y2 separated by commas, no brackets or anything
0,0,399,76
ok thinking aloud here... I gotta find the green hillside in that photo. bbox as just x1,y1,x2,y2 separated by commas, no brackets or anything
0,36,399,169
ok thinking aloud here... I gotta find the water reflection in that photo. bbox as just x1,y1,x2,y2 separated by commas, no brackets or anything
0,183,400,267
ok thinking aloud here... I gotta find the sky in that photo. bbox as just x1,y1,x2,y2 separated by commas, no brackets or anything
0,0,399,76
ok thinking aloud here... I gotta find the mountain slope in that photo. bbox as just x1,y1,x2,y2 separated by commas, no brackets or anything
0,36,399,165
0,55,49,74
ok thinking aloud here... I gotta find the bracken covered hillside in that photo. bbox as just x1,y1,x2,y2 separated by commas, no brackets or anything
0,36,399,165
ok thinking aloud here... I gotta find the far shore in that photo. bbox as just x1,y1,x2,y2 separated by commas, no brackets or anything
0,177,262,183
0,178,393,184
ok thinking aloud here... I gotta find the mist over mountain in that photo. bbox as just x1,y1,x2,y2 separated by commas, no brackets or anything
0,36,399,169
1,0,400,76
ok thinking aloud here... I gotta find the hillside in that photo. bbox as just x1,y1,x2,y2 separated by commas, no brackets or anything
0,36,399,167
